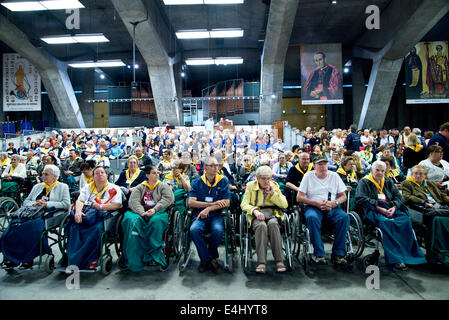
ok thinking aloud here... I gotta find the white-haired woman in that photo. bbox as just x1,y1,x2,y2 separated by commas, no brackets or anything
1,154,27,198
354,161,426,271
1,165,70,270
240,166,288,273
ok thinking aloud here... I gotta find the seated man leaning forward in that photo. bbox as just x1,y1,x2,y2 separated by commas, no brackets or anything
188,156,230,274
296,154,350,267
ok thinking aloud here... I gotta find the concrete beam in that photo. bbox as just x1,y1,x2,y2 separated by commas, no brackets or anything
352,58,367,126
0,14,85,128
111,0,183,126
356,0,449,129
259,0,299,125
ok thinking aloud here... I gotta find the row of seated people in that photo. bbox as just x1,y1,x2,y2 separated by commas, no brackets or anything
1,149,448,274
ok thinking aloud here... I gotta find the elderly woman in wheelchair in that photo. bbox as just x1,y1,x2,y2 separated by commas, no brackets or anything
1,154,27,199
120,165,174,272
65,166,123,270
354,161,426,271
402,165,449,266
240,165,288,274
1,165,70,270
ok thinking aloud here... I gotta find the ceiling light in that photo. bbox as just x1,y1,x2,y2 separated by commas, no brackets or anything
185,58,214,65
209,28,243,38
41,34,109,44
1,0,84,11
1,2,46,11
204,0,244,4
100,74,105,79
331,0,337,4
134,64,139,69
176,30,209,39
41,35,77,44
214,57,243,65
163,0,203,4
344,67,349,73
68,60,126,68
40,0,84,9
72,34,109,43
181,72,186,77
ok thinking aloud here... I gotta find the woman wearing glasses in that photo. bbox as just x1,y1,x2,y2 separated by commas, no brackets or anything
240,166,288,273
121,165,174,272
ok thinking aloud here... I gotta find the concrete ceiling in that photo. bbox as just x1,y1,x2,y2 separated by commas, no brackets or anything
1,0,448,96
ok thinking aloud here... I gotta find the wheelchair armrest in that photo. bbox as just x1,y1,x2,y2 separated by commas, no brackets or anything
103,210,120,219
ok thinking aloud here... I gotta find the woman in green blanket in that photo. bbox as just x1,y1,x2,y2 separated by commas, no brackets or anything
121,165,174,272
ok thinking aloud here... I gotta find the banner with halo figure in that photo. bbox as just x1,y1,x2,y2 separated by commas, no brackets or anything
3,53,41,111
405,41,449,104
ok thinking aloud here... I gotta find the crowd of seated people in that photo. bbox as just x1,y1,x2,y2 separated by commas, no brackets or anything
0,121,448,275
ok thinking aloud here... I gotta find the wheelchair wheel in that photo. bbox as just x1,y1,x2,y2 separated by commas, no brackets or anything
239,213,250,274
44,254,55,274
291,207,301,259
348,211,365,258
101,255,113,275
58,213,71,254
282,214,294,271
172,210,184,260
0,197,19,232
362,251,380,271
114,214,124,259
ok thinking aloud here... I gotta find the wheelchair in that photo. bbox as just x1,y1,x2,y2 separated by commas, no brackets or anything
115,190,189,272
294,190,364,274
239,208,295,274
2,208,70,275
358,204,421,271
57,207,124,275
178,207,235,274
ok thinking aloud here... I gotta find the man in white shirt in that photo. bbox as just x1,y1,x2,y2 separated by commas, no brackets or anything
330,128,344,150
377,130,395,153
297,154,350,267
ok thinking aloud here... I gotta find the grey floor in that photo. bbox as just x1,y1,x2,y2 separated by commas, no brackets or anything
1,241,449,300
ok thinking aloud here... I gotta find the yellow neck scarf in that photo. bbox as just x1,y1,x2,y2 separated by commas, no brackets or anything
10,165,15,174
0,159,9,167
337,167,356,180
165,172,184,184
364,173,385,194
409,144,423,152
244,163,254,171
70,157,79,166
137,154,144,160
90,181,109,199
142,180,160,192
386,169,399,178
84,175,93,184
126,168,141,183
201,174,223,188
406,176,428,190
42,181,59,197
295,163,313,175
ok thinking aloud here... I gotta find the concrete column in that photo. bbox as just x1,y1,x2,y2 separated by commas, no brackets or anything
0,14,85,128
80,69,94,128
357,58,403,130
259,0,300,125
0,54,4,122
111,0,183,126
352,58,366,126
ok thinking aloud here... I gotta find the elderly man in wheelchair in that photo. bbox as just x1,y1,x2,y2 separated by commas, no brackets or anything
1,165,70,271
296,154,350,268
240,165,289,274
402,164,449,266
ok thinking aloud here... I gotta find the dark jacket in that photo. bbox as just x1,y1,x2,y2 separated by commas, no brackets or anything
428,132,449,162
344,132,362,152
355,177,404,211
402,147,426,170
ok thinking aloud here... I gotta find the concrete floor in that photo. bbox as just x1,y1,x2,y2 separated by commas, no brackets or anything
1,242,448,300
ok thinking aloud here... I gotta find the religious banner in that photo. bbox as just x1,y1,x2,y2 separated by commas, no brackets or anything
300,43,343,105
3,53,41,111
405,41,449,104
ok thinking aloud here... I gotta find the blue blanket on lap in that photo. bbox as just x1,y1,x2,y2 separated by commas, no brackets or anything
65,206,104,270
